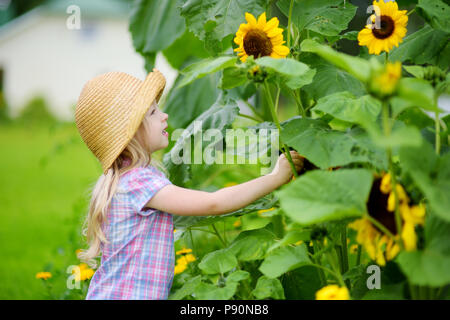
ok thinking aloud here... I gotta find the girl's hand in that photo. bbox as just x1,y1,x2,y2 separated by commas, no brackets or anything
269,151,304,184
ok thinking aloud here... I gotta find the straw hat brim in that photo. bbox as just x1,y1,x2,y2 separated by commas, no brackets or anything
102,69,166,174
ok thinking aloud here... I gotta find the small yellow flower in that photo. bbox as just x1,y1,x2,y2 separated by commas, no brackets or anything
173,229,177,233
350,244,359,254
36,272,52,280
73,264,95,281
294,240,303,246
176,247,193,255
316,285,350,300
233,218,242,228
184,254,196,263
372,61,402,97
174,263,187,275
234,12,290,62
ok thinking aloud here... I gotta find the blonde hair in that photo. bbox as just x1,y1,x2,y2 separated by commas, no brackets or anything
77,105,168,268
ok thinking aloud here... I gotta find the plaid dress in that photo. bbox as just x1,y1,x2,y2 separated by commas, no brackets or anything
86,164,174,300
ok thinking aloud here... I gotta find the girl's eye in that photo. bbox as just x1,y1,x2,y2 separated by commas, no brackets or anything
151,109,156,115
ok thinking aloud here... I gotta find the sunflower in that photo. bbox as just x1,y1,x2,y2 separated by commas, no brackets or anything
371,61,402,97
234,12,290,62
358,0,408,55
348,173,425,266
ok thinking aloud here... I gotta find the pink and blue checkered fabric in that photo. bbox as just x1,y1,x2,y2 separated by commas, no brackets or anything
86,165,174,300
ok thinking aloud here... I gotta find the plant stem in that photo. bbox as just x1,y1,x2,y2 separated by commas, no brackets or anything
340,226,349,276
274,86,281,113
293,90,306,117
188,228,196,256
287,0,294,50
238,112,261,122
310,263,346,287
263,80,298,177
381,100,403,249
356,245,362,266
243,100,264,121
366,214,396,240
212,223,227,247
312,242,327,286
407,8,415,16
435,111,441,155
385,51,389,64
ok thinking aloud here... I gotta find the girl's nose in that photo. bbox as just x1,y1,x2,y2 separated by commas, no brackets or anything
162,112,168,121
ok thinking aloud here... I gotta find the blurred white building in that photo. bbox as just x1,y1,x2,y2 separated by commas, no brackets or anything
0,0,177,121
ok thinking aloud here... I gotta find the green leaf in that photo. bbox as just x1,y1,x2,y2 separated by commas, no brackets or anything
164,72,220,129
169,275,202,300
252,276,285,299
361,283,405,300
129,0,185,54
277,0,356,36
399,140,450,222
301,39,371,83
425,213,450,256
227,228,276,261
219,67,248,89
267,230,311,253
276,169,373,225
226,270,250,283
281,117,387,169
179,0,266,41
256,57,314,90
397,78,440,112
194,281,238,299
163,95,239,186
259,244,311,278
397,250,450,286
389,25,449,65
301,54,366,100
198,249,238,274
416,0,450,33
240,212,272,231
314,92,381,124
281,266,323,299
178,56,237,88
162,30,210,70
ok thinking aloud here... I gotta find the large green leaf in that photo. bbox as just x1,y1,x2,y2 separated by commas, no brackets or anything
277,0,356,36
281,266,323,299
227,228,276,261
251,276,285,299
179,0,266,41
255,56,315,89
301,39,371,83
280,117,387,169
163,95,239,186
416,0,450,33
399,140,450,222
259,244,311,278
301,54,366,100
163,72,220,129
198,248,238,274
162,30,210,70
177,56,237,88
397,250,450,286
397,78,440,112
276,169,373,225
129,0,185,54
194,281,238,299
425,213,450,256
314,92,381,124
169,275,202,300
389,25,449,65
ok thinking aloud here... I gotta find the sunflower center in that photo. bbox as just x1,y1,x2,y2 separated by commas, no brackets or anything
372,15,395,39
367,179,397,234
243,29,273,58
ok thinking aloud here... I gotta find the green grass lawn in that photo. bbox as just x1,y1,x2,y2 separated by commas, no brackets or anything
0,122,101,299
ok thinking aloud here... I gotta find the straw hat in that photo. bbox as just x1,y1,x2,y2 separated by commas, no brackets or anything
75,69,166,174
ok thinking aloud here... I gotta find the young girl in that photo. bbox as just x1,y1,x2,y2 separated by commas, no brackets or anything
75,68,303,300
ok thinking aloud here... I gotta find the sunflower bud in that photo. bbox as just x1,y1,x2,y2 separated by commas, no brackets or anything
247,64,267,83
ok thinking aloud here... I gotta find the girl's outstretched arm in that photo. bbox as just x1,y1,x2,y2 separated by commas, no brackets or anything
146,151,304,216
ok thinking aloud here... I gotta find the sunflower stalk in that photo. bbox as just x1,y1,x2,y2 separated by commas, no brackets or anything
286,0,294,51
293,89,306,118
263,80,298,177
243,99,265,121
381,100,404,249
434,93,441,155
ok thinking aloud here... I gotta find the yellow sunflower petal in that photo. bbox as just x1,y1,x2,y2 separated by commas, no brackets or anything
257,12,267,28
264,17,279,32
245,12,257,27
273,45,290,56
267,27,283,38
